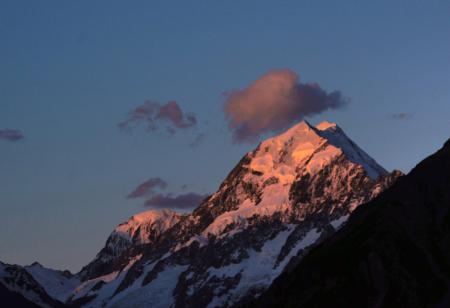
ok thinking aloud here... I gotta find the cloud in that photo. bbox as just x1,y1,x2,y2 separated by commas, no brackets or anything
144,193,207,209
223,69,348,143
127,177,167,199
189,133,206,148
391,112,413,120
127,177,206,210
0,129,24,142
119,101,197,134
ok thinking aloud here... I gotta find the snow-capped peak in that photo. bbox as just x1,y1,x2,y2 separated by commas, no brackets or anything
313,121,387,179
252,120,386,180
264,119,316,144
114,208,182,242
200,120,389,237
78,208,184,281
5,120,401,308
315,120,338,131
24,263,79,302
106,209,182,256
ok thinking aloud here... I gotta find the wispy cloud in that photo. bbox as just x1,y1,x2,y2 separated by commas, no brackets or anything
223,69,348,143
0,129,24,142
127,177,168,199
144,193,207,209
127,177,206,210
189,133,206,148
391,112,413,120
119,101,197,134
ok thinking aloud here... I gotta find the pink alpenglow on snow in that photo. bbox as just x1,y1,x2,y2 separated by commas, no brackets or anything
223,69,348,143
113,209,182,244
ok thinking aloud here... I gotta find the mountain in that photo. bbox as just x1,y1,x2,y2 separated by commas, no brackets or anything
24,262,80,303
0,261,66,308
78,209,182,281
254,138,450,308
0,120,401,307
67,120,400,307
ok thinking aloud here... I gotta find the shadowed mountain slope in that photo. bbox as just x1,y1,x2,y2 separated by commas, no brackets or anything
254,138,450,308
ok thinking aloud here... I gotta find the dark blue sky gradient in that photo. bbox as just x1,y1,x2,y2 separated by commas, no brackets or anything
1,1,449,271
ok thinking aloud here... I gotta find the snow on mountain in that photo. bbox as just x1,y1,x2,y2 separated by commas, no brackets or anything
62,120,401,308
0,210,183,307
315,121,387,179
24,262,79,303
78,209,183,281
114,209,183,244
254,138,450,308
0,261,64,307
199,120,388,238
0,120,403,308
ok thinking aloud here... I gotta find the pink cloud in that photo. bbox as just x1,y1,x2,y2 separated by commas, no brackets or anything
223,69,348,143
127,177,206,210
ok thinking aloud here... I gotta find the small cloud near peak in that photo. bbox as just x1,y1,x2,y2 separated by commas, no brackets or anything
223,69,348,143
119,100,197,134
127,177,167,199
127,177,207,210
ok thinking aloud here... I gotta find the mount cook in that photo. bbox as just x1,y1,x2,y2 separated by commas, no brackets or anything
0,121,402,307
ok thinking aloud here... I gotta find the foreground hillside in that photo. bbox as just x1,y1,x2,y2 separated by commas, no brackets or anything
255,139,450,308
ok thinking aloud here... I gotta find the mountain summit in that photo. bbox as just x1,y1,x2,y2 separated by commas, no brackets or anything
0,121,402,308
255,138,450,308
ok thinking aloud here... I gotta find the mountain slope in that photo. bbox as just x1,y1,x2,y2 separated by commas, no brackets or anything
24,262,79,303
79,209,182,281
0,283,41,308
0,121,402,308
254,138,450,308
0,261,65,308
66,120,400,307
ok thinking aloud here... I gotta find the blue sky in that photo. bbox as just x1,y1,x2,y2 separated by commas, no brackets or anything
1,1,449,272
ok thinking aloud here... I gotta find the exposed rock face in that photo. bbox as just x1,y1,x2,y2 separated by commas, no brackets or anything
254,138,450,308
0,121,402,308
63,121,400,308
